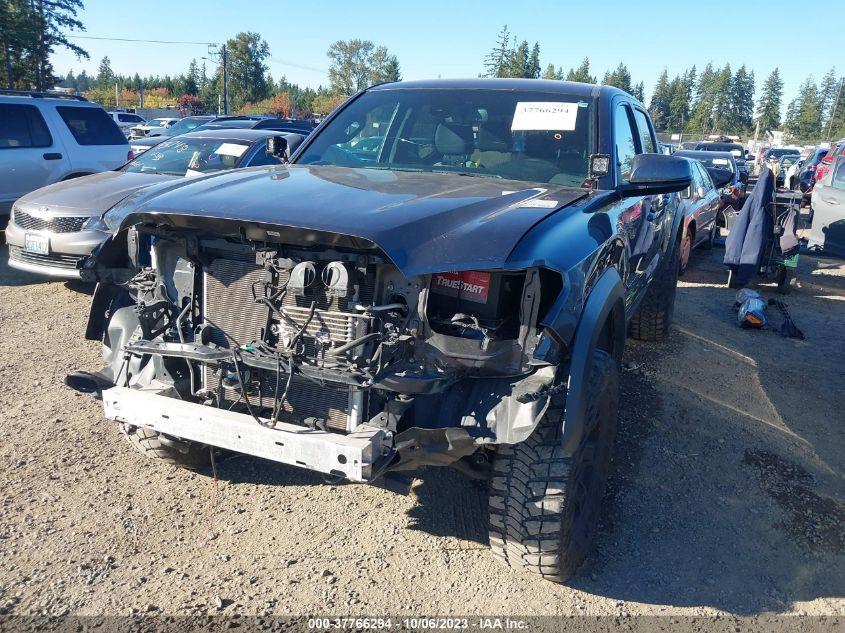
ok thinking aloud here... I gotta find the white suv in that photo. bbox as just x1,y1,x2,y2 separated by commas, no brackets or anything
0,91,132,222
108,110,146,138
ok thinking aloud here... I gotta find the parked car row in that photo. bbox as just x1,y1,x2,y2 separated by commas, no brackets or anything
1,91,317,231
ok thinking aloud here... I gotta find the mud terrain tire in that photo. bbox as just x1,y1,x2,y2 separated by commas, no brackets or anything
488,349,619,582
121,424,211,470
628,233,681,342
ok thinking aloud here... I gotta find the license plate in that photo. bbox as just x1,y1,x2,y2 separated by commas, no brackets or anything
24,233,49,255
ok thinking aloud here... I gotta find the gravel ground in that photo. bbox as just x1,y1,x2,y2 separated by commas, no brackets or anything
0,240,842,618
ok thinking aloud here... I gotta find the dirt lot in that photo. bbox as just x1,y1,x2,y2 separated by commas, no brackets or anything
0,240,843,618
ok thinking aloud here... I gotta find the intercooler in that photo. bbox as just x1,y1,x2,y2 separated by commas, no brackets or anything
201,257,371,433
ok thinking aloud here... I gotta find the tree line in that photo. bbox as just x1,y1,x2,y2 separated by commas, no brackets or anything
4,7,844,140
482,25,844,141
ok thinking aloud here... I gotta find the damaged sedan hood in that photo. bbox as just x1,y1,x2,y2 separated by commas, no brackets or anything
16,171,178,214
116,165,587,276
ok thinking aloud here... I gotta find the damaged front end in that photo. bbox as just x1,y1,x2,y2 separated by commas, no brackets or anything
79,217,566,483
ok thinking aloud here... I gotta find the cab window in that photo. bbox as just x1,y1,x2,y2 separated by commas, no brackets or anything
632,109,656,153
614,104,638,182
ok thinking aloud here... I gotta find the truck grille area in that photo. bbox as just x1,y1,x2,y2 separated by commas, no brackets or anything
202,257,369,432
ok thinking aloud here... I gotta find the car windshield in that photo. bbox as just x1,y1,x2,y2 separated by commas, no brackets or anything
694,155,735,173
148,118,171,127
701,143,744,157
166,118,205,135
296,88,594,187
122,137,251,176
767,148,799,159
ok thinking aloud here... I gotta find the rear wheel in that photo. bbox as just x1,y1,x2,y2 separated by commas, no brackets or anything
702,220,717,250
678,226,693,276
120,424,211,470
488,350,619,582
629,231,680,343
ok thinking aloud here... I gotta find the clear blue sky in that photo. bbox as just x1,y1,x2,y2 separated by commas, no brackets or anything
52,0,842,111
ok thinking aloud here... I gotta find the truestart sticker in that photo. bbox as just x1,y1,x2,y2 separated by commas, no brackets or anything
430,271,491,303
511,102,579,131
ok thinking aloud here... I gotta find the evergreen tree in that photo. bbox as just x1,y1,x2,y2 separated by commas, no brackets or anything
502,40,530,78
602,62,632,94
542,64,558,80
96,55,113,88
527,43,541,79
730,65,755,132
566,57,595,84
711,64,732,132
184,59,199,95
819,68,838,128
649,69,672,130
785,77,822,141
756,68,783,134
483,25,510,78
689,63,716,132
632,81,644,102
383,55,401,82
825,77,845,140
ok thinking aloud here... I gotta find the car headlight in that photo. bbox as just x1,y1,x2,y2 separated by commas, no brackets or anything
81,215,109,231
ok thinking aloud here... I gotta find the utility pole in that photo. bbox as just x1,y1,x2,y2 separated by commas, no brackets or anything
221,43,229,115
115,82,119,108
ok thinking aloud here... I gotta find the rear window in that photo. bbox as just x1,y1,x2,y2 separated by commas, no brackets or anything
0,104,52,149
57,106,127,145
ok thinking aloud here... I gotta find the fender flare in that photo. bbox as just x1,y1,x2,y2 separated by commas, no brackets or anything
561,266,625,454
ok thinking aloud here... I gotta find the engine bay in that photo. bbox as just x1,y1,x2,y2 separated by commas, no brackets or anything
87,222,562,473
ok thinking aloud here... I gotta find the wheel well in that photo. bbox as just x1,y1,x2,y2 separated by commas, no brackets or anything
594,298,624,363
686,219,696,239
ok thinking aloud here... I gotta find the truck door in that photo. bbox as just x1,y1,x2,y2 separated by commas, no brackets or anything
612,102,652,308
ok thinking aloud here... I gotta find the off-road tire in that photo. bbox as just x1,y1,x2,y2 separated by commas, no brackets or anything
628,232,681,342
488,349,619,583
120,424,211,470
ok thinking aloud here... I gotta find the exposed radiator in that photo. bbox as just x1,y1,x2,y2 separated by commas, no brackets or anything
202,257,368,433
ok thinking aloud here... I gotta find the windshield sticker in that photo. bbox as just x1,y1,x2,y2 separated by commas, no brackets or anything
214,143,248,158
517,198,559,209
712,158,730,165
185,169,204,178
511,102,578,131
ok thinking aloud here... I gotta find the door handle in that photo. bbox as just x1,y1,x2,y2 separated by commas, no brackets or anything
43,152,63,160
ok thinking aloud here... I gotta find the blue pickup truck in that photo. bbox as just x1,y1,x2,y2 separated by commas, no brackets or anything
71,78,692,583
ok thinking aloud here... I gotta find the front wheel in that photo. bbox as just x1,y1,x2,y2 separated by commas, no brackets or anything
120,424,212,470
488,349,619,582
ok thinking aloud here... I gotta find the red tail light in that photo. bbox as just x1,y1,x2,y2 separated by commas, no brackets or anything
127,150,135,161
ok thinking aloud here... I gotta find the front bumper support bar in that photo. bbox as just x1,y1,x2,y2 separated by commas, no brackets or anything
102,386,390,482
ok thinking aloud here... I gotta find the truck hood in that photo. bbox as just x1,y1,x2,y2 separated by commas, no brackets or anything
117,165,588,276
17,171,177,214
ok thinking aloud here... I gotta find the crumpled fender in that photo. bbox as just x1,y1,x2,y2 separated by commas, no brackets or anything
561,266,625,454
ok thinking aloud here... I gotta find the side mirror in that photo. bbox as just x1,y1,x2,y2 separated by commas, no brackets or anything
267,135,288,159
709,168,733,188
620,154,692,196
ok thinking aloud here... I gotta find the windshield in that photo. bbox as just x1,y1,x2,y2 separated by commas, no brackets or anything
148,118,171,127
296,89,594,187
766,148,799,159
697,156,735,173
122,137,251,176
166,118,205,135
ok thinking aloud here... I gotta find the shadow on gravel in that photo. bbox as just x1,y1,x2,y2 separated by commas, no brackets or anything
565,248,845,615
